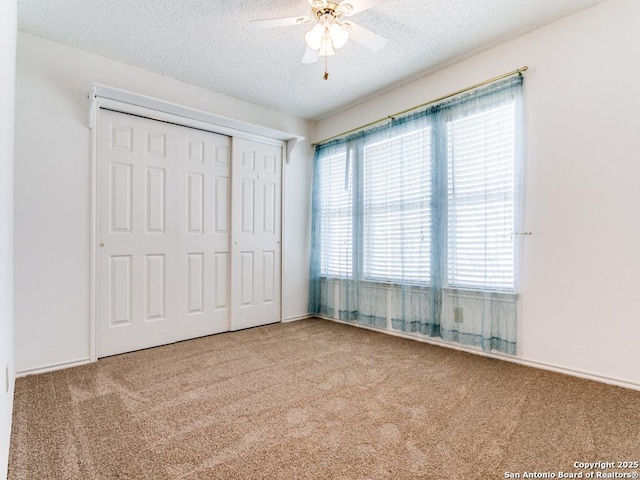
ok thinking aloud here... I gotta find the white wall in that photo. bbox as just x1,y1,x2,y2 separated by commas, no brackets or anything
14,32,313,373
0,0,17,476
315,0,640,387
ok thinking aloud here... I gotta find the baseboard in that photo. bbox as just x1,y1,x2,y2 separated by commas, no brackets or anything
17,319,315,376
18,318,639,392
282,314,313,323
16,358,92,378
316,316,640,392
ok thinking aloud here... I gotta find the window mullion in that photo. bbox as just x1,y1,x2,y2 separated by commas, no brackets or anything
431,112,448,294
351,140,364,281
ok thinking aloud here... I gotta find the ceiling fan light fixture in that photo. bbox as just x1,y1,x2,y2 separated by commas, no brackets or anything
304,24,325,50
250,0,388,78
329,23,349,49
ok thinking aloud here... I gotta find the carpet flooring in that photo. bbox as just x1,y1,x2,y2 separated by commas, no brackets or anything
8,318,640,479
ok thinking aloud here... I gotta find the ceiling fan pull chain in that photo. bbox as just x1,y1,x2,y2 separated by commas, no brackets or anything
324,55,329,80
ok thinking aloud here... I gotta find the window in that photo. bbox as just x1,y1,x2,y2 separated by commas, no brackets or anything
363,128,432,284
319,146,352,277
447,104,516,292
313,77,521,294
310,75,522,354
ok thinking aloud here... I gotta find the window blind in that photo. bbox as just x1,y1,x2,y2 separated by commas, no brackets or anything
319,147,352,277
447,104,516,292
363,129,432,284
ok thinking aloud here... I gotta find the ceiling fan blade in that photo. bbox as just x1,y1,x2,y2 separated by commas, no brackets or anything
344,21,387,51
302,47,319,64
247,16,310,29
339,0,386,16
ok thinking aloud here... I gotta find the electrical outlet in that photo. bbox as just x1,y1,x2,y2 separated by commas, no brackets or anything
454,307,464,323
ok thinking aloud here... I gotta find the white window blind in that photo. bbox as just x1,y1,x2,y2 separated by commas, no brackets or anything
363,129,432,283
447,104,516,292
319,148,353,277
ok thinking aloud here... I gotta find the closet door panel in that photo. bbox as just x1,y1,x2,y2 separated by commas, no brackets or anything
97,109,230,357
230,138,282,330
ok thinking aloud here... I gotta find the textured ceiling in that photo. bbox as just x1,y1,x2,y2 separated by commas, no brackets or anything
18,0,605,121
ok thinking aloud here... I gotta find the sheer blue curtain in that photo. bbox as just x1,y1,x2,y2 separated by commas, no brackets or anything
309,75,523,355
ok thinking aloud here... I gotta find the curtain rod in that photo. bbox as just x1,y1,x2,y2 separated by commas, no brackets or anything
312,65,528,147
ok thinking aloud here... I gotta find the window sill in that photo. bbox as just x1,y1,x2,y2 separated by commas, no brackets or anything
319,276,517,298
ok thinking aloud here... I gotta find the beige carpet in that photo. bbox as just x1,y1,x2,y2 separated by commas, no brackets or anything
8,318,640,479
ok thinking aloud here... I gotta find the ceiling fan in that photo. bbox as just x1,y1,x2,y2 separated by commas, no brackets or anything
248,0,388,79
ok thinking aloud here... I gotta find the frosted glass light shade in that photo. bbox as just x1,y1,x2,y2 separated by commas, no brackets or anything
305,25,325,50
318,37,335,56
305,23,349,56
329,23,349,49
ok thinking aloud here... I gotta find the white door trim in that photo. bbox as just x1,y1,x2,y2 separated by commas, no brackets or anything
89,86,299,362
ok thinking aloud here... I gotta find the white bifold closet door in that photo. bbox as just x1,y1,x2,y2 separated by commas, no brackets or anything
230,138,282,331
96,109,282,358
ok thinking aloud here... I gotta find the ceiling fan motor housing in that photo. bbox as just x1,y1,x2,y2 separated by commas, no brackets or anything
312,2,354,22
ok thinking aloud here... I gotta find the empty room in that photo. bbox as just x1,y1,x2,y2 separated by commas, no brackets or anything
1,0,640,478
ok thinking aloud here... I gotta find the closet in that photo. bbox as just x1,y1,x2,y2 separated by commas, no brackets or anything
96,108,282,357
